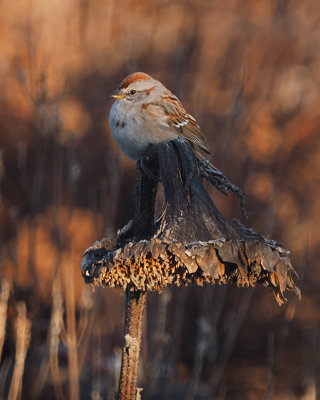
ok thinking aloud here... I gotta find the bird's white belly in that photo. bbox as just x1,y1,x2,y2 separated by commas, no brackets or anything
113,124,149,161
109,102,176,161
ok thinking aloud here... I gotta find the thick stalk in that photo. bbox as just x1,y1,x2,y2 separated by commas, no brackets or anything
117,290,146,400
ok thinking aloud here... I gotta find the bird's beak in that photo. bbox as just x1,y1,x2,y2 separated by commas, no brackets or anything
111,89,124,99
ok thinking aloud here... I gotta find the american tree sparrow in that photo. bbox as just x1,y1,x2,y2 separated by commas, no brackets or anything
109,72,246,207
109,72,211,161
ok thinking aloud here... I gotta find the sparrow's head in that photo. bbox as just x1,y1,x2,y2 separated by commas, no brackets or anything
111,72,162,103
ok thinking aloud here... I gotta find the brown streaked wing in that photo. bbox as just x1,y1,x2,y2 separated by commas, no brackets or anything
161,94,211,154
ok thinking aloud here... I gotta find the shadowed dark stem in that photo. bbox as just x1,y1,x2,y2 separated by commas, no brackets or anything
133,156,159,241
117,290,147,400
118,158,158,399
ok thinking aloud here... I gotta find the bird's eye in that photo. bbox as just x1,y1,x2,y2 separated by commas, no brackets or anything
130,90,136,95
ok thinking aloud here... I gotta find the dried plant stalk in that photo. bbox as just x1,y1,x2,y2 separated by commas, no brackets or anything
0,279,10,360
8,302,31,400
50,278,66,400
64,255,80,400
82,138,300,398
117,290,146,400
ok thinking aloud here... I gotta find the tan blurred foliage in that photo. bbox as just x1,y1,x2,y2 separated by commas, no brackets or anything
4,207,102,302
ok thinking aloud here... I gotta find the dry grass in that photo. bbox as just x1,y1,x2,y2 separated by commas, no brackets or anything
0,280,10,362
7,302,31,400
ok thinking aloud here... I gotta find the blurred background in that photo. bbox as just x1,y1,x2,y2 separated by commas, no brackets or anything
0,0,319,398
